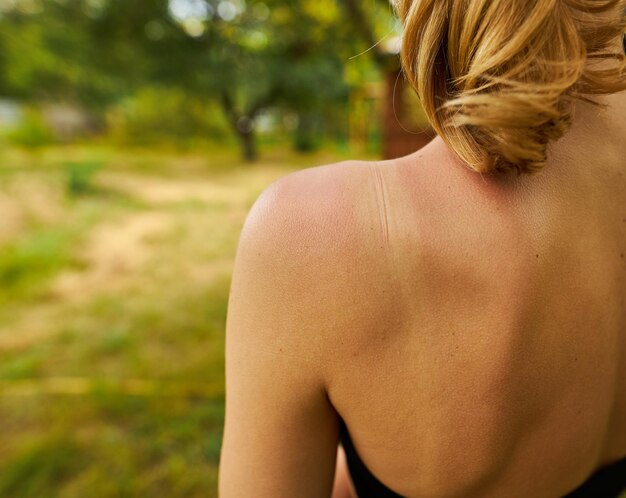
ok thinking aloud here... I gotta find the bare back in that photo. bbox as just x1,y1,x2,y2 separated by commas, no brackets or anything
325,93,626,497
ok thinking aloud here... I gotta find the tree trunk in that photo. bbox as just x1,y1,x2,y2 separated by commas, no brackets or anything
294,111,320,152
238,128,257,162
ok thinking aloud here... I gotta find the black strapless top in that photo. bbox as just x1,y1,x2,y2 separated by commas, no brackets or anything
339,418,626,498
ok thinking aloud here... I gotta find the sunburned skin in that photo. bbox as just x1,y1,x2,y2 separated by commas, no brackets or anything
327,90,626,497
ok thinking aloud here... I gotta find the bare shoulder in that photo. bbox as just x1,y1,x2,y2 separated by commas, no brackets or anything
222,159,386,497
238,159,387,275
243,159,378,239
230,158,399,371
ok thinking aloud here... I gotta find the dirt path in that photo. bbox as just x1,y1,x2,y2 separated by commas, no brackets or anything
0,167,281,351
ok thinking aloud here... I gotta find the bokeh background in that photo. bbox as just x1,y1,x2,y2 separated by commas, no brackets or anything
0,0,433,496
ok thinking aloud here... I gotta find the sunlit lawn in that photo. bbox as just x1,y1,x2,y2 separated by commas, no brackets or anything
0,144,353,497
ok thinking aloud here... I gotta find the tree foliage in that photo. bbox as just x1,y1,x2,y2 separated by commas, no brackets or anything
0,0,397,159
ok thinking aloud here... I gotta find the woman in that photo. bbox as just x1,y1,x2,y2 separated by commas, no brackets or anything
219,1,626,496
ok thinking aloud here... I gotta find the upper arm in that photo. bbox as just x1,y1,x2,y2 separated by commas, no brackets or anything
219,170,351,497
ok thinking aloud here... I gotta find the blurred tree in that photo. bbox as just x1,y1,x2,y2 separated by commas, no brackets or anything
0,0,394,159
338,0,435,159
202,0,352,160
339,0,394,70
0,3,107,106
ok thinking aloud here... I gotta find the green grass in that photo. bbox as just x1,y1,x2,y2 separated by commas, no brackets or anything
0,395,224,498
0,225,82,302
0,144,322,497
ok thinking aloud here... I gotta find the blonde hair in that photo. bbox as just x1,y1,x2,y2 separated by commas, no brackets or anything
395,0,626,175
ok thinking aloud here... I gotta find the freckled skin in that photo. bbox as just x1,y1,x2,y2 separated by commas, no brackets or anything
220,92,626,498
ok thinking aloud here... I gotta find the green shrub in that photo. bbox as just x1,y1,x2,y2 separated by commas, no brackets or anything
63,161,102,197
107,87,230,147
7,109,55,148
